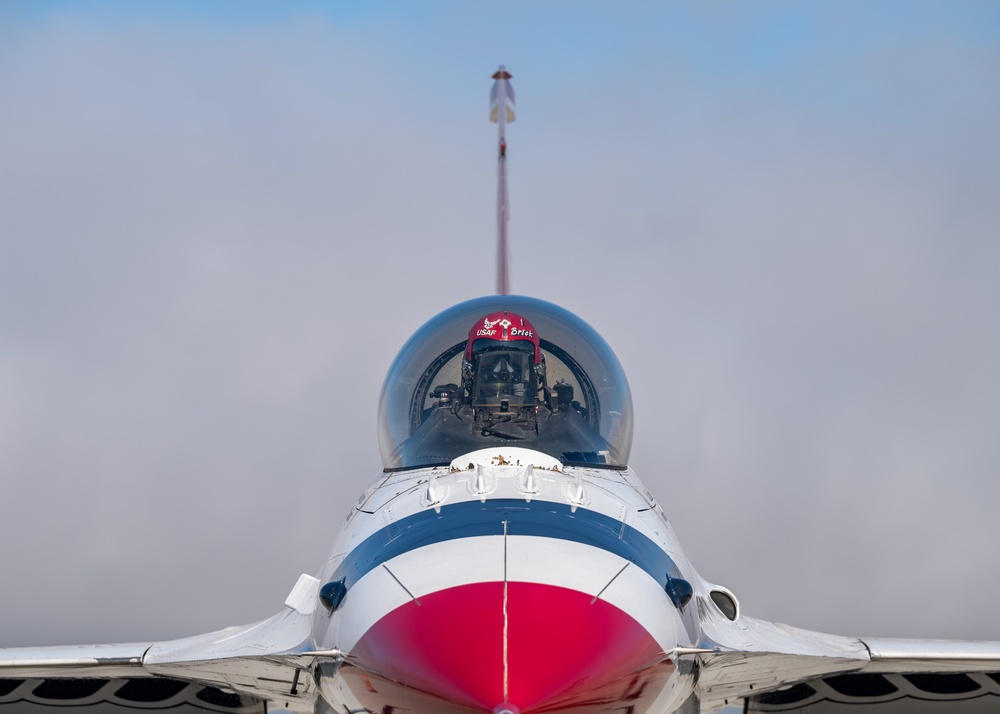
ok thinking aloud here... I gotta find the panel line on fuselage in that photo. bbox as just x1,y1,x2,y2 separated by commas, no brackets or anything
329,498,680,596
592,561,631,604
381,563,421,606
502,519,509,704
331,533,683,655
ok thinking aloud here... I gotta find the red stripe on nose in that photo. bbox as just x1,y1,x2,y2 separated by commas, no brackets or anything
349,582,671,713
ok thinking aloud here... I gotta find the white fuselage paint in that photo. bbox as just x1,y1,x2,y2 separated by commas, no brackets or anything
312,448,706,714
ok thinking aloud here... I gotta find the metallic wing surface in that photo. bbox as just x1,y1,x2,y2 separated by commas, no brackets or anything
0,576,335,714
692,612,1000,711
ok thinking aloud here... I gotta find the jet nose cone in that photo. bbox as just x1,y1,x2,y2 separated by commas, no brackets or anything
347,581,674,713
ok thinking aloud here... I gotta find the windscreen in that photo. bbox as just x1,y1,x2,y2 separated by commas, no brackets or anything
378,295,633,470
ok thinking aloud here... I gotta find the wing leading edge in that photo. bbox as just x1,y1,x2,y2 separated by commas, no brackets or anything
693,608,1000,713
0,575,338,714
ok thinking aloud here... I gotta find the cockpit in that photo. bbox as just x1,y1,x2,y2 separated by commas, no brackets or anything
377,295,633,471
469,343,535,407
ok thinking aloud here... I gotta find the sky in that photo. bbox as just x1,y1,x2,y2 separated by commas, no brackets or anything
1,0,999,655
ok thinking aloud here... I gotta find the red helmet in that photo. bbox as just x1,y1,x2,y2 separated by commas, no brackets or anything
465,311,542,364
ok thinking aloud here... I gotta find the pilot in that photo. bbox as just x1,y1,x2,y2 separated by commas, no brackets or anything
478,353,526,401
462,311,544,409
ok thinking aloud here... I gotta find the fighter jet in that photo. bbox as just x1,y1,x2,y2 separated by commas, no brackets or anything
3,67,1000,714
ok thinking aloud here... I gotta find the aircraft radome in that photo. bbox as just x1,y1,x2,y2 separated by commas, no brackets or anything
3,67,1000,714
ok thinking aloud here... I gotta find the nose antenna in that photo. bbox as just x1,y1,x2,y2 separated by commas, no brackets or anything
490,66,515,295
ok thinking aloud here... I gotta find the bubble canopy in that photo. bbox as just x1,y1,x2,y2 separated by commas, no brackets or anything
378,295,633,471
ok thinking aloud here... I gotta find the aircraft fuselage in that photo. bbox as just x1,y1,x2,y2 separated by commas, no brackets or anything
313,447,701,714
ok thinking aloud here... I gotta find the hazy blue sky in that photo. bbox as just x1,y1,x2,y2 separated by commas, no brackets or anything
1,1,999,652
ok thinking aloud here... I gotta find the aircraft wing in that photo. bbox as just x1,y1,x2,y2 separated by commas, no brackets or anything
0,575,335,714
694,607,1000,712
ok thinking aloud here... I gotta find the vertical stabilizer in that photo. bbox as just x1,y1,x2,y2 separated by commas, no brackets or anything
490,67,515,295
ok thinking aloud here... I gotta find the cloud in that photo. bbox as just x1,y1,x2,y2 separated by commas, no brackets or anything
1,4,999,647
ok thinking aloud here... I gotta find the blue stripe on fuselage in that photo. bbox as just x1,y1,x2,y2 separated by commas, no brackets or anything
331,498,680,593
